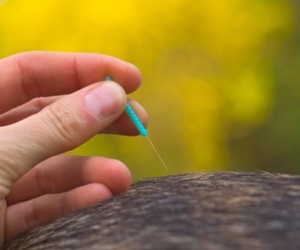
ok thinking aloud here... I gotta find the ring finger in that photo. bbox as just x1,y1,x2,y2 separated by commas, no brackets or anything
6,183,112,242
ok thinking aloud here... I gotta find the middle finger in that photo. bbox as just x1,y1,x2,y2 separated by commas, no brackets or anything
6,155,131,205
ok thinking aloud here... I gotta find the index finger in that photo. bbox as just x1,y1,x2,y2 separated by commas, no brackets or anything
0,52,142,114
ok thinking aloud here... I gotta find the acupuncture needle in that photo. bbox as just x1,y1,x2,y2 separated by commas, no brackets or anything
105,76,168,171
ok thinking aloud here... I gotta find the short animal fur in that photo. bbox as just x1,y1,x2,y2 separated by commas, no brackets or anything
3,172,300,250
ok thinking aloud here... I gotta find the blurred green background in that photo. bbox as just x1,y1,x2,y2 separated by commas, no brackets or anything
1,0,299,180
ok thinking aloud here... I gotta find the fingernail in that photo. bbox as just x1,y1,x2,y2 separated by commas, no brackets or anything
85,83,125,118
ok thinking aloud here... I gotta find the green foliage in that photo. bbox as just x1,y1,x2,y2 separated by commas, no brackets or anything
0,0,297,178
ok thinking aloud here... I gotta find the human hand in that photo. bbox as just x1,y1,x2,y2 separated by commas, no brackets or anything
0,52,147,245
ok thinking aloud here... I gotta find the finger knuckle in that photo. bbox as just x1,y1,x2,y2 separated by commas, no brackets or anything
45,104,79,143
24,201,39,230
35,167,54,194
32,97,47,110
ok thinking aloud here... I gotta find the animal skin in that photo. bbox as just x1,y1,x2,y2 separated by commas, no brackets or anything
2,172,300,250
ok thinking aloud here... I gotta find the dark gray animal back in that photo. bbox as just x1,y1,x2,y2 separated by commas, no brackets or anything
3,173,300,250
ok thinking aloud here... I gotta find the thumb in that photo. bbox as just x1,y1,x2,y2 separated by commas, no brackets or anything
0,81,126,198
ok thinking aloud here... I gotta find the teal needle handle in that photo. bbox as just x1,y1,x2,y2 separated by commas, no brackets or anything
125,103,148,136
105,76,148,137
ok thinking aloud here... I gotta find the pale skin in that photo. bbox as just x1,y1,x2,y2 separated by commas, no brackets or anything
0,52,148,246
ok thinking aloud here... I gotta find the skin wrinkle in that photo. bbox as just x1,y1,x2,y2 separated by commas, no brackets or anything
3,124,59,191
0,97,57,126
59,193,69,219
17,55,42,103
72,55,84,90
23,201,39,233
0,141,28,198
45,104,79,147
10,53,84,107
36,167,53,196
0,59,22,115
106,160,130,194
80,158,95,188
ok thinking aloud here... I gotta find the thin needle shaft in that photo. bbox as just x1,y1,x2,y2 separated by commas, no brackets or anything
105,76,168,171
146,136,168,171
